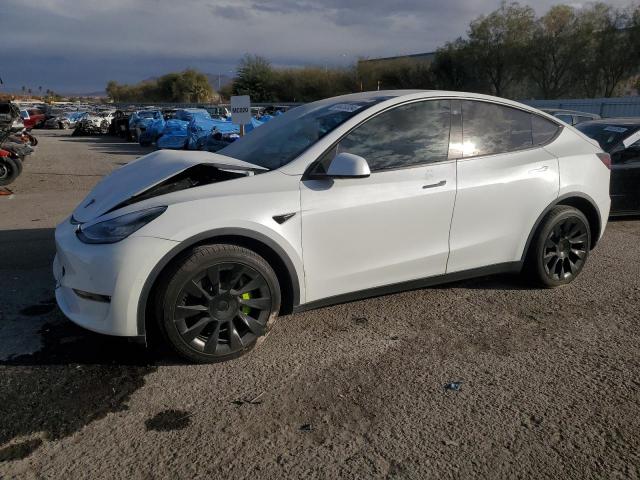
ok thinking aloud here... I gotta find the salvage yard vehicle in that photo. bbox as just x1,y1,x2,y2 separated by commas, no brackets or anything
44,111,83,130
20,108,45,130
109,109,134,137
54,90,611,363
577,118,640,215
129,110,163,142
541,108,601,126
73,111,114,135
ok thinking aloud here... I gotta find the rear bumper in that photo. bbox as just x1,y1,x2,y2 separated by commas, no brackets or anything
53,218,178,336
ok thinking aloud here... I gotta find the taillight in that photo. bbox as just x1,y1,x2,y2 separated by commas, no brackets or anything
596,152,611,169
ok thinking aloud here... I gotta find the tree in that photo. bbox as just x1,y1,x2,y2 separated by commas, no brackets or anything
171,69,215,102
579,3,640,97
431,39,481,91
466,1,536,96
105,70,215,102
232,55,275,102
527,5,587,99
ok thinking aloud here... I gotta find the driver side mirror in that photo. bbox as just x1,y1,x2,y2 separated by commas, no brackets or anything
324,152,371,179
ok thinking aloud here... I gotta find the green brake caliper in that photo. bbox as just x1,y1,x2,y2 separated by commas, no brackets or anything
241,292,251,314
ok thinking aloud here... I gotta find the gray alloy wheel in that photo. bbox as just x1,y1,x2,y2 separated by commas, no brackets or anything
156,244,281,363
526,205,591,288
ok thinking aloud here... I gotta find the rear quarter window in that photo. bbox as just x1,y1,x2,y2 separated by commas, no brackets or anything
532,115,560,145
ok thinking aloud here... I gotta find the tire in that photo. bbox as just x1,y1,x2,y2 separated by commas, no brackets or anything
524,205,591,288
26,133,38,146
154,244,281,363
9,155,23,175
0,157,21,186
139,140,152,147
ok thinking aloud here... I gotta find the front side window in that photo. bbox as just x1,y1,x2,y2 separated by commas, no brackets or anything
329,100,451,172
461,101,533,157
219,95,393,170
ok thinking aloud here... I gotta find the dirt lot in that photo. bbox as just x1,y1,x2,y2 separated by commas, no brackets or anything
0,130,639,479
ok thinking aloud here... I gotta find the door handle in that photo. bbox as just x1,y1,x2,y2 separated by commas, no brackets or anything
528,165,548,174
422,180,447,189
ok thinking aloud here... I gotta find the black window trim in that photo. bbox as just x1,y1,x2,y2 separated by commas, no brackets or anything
303,96,563,178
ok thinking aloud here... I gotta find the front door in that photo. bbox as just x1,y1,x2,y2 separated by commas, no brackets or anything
300,99,457,302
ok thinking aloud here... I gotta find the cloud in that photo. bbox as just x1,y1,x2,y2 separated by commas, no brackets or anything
210,4,252,20
0,0,633,92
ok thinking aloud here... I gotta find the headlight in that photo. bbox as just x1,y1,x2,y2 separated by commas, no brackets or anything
77,206,167,244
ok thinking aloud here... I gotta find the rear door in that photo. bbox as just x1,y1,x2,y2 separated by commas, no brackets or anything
447,101,560,273
300,99,457,302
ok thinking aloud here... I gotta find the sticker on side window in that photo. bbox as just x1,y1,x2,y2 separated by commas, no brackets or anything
328,104,363,113
604,126,628,133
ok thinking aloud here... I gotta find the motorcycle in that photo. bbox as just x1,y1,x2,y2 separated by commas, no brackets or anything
0,101,27,186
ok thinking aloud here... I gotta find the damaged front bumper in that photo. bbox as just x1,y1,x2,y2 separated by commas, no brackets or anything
53,217,179,337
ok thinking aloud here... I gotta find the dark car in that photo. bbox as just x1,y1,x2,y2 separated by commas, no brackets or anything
577,118,640,216
541,109,600,126
109,110,134,138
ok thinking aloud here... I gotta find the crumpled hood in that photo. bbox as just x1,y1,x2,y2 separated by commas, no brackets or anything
72,149,266,223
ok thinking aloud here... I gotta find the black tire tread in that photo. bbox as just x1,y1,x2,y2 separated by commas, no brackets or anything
524,205,590,288
154,243,280,363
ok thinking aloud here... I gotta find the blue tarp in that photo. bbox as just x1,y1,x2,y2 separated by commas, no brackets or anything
139,116,166,145
194,114,275,151
157,119,189,149
174,108,211,122
186,117,229,150
129,110,163,130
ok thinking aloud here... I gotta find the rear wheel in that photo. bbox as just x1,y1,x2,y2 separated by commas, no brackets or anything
525,206,591,287
155,244,281,363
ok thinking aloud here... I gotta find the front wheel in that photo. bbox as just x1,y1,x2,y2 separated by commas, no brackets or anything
0,156,21,186
155,244,281,363
525,205,591,288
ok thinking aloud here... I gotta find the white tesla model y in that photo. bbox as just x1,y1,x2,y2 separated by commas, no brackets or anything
54,91,611,362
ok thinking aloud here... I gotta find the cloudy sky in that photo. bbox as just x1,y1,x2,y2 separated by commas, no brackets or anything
0,0,632,93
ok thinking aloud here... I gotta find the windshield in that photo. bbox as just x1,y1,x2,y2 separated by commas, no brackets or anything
218,95,393,170
576,123,640,152
138,111,159,118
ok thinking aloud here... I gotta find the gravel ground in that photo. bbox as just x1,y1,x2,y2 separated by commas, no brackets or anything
0,130,639,479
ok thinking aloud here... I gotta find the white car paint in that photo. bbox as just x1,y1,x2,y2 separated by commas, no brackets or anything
53,90,610,338
301,160,456,301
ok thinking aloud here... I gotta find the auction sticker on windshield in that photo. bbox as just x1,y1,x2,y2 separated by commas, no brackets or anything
328,103,363,113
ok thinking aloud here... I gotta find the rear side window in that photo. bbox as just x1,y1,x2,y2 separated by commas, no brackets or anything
334,100,452,171
461,101,532,157
532,115,560,145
